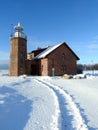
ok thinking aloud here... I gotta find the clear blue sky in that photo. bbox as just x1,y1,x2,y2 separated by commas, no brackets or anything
0,0,98,64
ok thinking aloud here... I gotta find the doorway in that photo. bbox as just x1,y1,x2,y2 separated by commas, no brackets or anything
31,64,38,75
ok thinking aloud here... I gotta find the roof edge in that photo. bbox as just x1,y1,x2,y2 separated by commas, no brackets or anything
63,42,80,60
32,42,80,60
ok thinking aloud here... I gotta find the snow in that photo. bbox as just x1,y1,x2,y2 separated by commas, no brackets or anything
0,70,98,130
33,42,62,59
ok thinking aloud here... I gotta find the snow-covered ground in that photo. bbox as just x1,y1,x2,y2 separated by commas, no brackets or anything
0,70,98,130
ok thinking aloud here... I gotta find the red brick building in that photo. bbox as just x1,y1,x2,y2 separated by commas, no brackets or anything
26,42,79,76
9,23,79,76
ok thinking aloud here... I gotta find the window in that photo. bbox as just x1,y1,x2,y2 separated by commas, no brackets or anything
62,53,65,61
52,59,54,67
20,67,23,74
20,52,23,57
41,65,43,72
61,65,67,73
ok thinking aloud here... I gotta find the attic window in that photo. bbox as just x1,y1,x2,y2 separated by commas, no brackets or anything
62,53,65,61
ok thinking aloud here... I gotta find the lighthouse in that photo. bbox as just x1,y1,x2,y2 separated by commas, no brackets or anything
9,23,27,76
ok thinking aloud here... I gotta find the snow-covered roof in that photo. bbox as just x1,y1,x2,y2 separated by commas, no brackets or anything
33,42,63,60
33,42,79,60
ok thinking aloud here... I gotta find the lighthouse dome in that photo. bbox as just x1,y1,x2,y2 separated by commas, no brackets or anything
11,23,27,39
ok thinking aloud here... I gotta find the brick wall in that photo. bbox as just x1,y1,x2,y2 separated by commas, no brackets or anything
47,43,77,76
40,58,48,76
9,37,27,76
25,43,78,76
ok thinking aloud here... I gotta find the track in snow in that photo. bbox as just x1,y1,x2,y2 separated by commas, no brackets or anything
35,78,88,130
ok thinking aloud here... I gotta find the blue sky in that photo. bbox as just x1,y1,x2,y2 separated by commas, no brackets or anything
0,0,98,64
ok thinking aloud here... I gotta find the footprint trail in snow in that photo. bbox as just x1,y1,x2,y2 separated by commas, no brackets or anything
35,78,88,130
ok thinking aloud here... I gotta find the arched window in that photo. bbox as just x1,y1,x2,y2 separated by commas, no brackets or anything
62,53,65,61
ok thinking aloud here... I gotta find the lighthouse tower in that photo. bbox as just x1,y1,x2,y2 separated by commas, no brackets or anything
9,23,27,76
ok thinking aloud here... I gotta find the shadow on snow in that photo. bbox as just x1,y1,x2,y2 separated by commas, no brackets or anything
0,86,32,130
